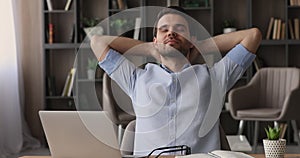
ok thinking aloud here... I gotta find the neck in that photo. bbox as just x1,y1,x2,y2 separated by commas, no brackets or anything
161,55,190,72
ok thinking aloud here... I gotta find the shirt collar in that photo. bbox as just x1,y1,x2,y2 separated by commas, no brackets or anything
160,63,191,73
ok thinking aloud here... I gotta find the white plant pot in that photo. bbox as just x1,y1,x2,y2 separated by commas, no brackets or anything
84,26,104,39
263,139,286,158
87,69,95,80
223,28,237,34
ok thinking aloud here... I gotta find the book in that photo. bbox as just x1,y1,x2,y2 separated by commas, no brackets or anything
46,0,53,11
66,68,76,96
133,17,141,40
61,68,76,97
61,70,71,96
175,150,254,158
266,17,274,40
294,18,299,39
281,22,286,39
276,19,281,40
288,19,295,39
48,23,54,43
272,19,278,40
64,0,73,11
117,0,126,9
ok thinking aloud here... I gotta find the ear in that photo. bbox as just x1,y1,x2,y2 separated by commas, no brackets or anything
153,37,157,43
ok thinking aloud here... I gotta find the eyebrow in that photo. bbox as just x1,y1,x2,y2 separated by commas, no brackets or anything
158,23,188,30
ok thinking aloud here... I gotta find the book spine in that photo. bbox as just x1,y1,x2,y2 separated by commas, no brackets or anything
276,19,281,40
117,0,125,9
294,18,299,39
288,19,295,39
67,68,76,96
48,23,54,44
46,0,53,11
64,0,73,11
61,71,71,96
272,19,278,40
266,17,274,40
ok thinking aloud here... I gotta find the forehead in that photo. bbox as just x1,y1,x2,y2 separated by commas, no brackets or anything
157,13,189,27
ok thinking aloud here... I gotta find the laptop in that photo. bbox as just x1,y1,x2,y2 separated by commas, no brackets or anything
39,111,123,158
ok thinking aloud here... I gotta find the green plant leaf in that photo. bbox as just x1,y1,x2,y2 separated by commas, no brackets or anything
265,126,281,140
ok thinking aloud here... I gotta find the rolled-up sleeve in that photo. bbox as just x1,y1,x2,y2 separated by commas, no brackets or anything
98,48,137,96
226,44,256,69
98,49,125,75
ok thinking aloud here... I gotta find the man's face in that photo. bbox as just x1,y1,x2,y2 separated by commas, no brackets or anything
154,13,193,57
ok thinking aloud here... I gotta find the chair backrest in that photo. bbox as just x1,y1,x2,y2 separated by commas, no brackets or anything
102,73,135,126
250,67,300,109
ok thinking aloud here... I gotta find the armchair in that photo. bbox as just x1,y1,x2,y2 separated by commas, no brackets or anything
228,67,300,152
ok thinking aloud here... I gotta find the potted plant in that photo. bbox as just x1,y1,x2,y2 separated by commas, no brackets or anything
222,19,236,34
82,17,103,39
86,58,98,80
263,126,286,158
110,18,133,35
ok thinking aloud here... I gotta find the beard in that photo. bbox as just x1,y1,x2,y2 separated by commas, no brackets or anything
155,43,189,58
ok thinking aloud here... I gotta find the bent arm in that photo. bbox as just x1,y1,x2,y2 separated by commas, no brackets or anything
213,28,262,54
90,35,159,62
189,28,261,63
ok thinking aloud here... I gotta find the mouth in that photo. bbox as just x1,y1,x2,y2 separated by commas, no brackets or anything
164,39,179,45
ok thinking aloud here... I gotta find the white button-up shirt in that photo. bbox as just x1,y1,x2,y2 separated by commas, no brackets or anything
99,44,255,156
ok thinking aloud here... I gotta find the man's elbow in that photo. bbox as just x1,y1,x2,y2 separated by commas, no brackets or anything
90,35,101,51
250,28,262,44
244,28,262,53
90,35,109,61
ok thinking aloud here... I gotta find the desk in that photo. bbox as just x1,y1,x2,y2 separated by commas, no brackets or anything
19,154,300,158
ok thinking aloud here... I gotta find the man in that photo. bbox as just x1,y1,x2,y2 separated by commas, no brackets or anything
91,6,261,156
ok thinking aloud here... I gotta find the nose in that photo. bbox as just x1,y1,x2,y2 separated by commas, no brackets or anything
167,31,177,38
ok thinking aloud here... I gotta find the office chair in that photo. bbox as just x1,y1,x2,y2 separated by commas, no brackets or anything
102,73,136,143
120,120,231,155
228,67,300,152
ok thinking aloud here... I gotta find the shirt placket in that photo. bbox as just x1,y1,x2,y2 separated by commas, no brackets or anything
169,74,177,146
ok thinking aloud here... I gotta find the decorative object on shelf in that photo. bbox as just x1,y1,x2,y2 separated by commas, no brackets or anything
110,18,133,35
263,126,286,158
82,17,103,39
223,19,236,34
87,58,98,80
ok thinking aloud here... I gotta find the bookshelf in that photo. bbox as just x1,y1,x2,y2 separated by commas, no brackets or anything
42,0,107,110
42,0,300,112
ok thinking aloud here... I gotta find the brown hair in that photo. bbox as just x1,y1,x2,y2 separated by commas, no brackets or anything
153,6,192,37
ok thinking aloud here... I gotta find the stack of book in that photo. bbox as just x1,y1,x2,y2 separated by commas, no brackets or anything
290,0,300,6
265,17,286,40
